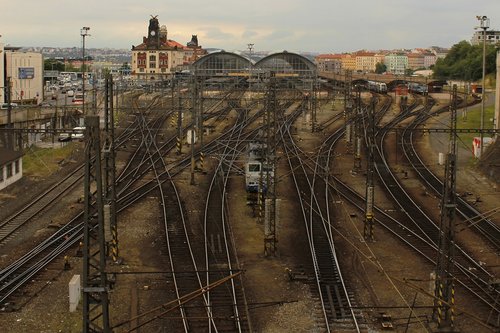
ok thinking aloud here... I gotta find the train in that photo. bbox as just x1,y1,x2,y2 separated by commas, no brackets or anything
367,80,388,94
245,142,273,193
355,80,387,94
407,82,428,95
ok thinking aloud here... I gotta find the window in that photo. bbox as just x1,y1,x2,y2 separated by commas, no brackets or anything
15,160,19,174
149,55,156,61
0,166,3,181
248,163,260,172
6,163,12,178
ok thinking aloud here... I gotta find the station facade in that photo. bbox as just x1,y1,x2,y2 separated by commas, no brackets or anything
131,16,207,80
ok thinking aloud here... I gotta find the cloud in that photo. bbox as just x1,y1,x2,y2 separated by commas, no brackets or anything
2,0,500,52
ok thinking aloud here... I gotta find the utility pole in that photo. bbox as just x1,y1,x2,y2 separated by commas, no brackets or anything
364,98,376,241
81,27,90,116
176,78,183,155
82,115,110,332
311,77,318,132
344,70,353,148
353,86,362,172
190,74,198,185
5,77,13,149
103,75,119,264
477,15,489,158
198,76,205,171
247,43,254,92
264,76,278,256
433,85,458,330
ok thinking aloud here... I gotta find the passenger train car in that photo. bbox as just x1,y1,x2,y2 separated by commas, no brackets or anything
407,82,428,95
245,142,273,193
367,80,388,94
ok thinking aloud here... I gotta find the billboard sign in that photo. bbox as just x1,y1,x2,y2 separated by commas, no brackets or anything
19,67,35,79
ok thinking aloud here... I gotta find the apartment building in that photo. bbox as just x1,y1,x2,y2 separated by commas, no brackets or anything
315,54,343,73
355,52,376,72
384,53,408,75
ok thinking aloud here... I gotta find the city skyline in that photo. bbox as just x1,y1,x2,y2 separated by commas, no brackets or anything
2,0,500,53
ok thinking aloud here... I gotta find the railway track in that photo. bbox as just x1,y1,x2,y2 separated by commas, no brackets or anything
202,101,252,332
0,89,258,312
400,97,500,251
0,94,165,247
362,93,499,325
0,165,83,245
125,111,218,332
279,96,363,332
291,92,498,329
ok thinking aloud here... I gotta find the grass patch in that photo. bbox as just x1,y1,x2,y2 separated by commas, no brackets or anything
456,104,494,147
23,143,77,178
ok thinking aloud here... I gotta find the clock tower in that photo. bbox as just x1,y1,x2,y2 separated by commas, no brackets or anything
147,15,160,47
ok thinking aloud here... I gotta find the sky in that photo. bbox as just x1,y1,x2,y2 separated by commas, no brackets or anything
2,0,500,53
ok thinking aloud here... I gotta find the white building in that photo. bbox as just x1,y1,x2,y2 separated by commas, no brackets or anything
471,30,500,46
0,147,23,191
384,53,408,75
4,47,44,104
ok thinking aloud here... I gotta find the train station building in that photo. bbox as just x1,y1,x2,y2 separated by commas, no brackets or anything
131,16,207,81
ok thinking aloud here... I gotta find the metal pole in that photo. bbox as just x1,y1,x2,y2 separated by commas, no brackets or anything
81,27,90,116
6,77,13,149
478,15,489,158
480,26,487,158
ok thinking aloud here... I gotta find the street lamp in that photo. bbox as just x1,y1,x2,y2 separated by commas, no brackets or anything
476,15,489,158
81,26,90,115
247,43,254,89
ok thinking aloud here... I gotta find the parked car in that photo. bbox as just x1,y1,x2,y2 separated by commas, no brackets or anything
58,133,71,142
72,127,85,141
67,90,75,97
0,103,18,109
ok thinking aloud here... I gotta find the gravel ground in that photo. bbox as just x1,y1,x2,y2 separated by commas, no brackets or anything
0,93,497,332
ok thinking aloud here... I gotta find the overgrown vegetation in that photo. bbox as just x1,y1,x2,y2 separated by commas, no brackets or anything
433,40,497,81
23,143,77,178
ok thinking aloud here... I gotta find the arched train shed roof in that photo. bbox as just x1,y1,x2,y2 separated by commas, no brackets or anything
254,51,316,77
192,51,251,76
191,50,317,79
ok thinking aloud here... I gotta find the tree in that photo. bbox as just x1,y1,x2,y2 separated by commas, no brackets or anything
44,59,65,71
375,62,387,74
433,40,497,81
